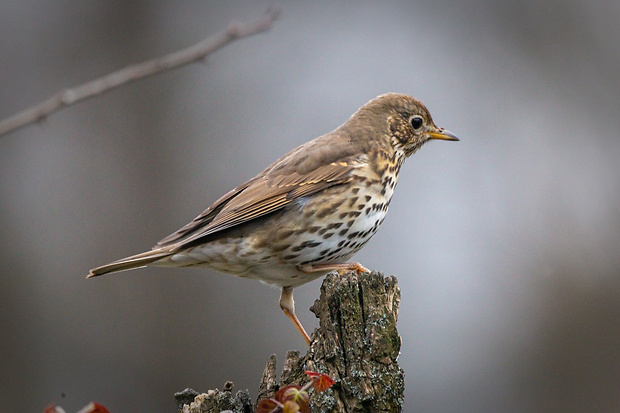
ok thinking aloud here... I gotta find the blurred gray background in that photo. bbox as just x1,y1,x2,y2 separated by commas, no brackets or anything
1,1,619,412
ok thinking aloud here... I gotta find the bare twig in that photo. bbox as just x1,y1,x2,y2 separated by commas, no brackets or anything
0,7,279,137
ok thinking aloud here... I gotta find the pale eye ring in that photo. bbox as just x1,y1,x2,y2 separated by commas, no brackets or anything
410,116,423,130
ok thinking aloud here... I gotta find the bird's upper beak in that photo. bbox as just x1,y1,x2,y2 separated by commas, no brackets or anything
427,129,460,141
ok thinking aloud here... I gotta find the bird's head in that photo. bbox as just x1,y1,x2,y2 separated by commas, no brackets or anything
354,93,459,157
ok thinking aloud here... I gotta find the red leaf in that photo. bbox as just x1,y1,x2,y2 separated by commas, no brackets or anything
77,402,111,413
314,373,336,392
274,385,298,402
304,371,335,392
256,398,280,413
304,371,320,379
275,385,309,413
44,404,64,413
281,400,300,413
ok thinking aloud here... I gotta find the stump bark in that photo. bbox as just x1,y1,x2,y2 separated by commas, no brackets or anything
176,271,404,412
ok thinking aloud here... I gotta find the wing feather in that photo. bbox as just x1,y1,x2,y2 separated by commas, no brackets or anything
156,161,357,250
155,180,255,247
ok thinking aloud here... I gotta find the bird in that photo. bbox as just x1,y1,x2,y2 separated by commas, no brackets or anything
88,93,459,345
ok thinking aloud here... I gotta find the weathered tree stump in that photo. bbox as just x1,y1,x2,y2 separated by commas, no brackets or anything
176,271,404,412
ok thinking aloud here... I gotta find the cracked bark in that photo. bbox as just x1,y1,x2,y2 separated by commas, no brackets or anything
176,271,404,412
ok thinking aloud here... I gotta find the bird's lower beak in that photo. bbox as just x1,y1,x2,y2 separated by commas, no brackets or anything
428,130,460,141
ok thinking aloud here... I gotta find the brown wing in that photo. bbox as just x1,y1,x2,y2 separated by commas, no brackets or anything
155,179,255,247
156,132,364,250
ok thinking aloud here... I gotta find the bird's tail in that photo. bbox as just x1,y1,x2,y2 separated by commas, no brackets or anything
87,249,172,278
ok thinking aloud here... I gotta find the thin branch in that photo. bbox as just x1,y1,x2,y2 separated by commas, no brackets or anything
0,7,280,138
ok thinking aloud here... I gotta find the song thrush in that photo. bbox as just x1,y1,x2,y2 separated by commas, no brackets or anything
88,93,459,345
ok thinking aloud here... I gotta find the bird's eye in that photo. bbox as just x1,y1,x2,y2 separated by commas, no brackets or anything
410,116,423,130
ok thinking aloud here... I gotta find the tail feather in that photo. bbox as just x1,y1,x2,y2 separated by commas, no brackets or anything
87,249,172,278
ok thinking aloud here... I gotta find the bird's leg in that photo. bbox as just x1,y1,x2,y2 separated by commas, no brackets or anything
280,263,369,346
298,262,370,275
279,286,311,346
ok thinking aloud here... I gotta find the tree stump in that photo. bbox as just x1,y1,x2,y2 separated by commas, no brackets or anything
177,271,404,412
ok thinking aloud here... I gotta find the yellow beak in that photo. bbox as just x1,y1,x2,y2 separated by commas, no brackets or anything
427,130,460,141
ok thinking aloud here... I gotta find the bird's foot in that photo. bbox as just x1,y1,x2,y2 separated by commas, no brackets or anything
298,262,370,275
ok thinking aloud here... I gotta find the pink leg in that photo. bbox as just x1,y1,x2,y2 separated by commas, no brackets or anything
280,286,311,346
